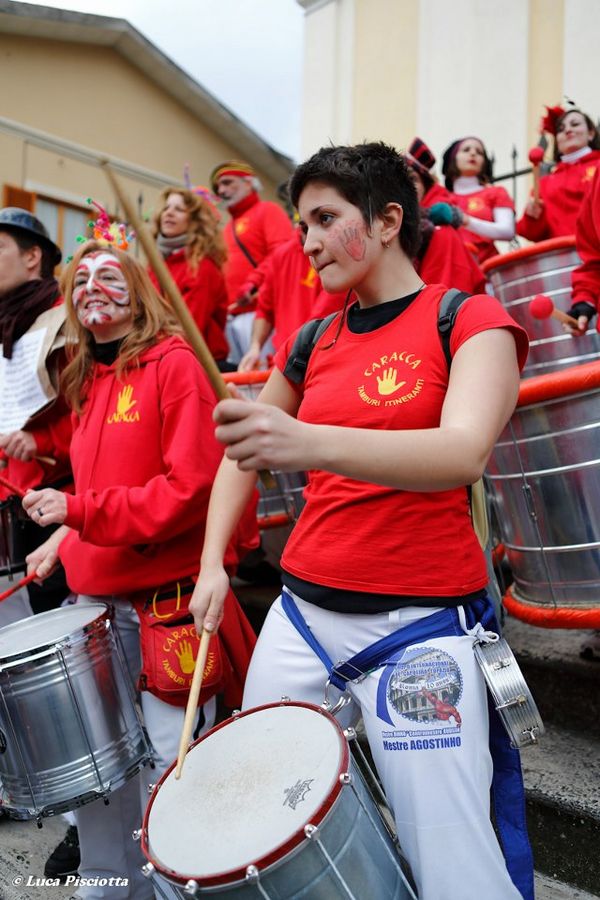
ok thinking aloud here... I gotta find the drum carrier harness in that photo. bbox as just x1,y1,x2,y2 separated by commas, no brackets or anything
281,289,537,900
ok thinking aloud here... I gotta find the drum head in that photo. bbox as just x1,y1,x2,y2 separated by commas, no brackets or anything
0,603,108,659
145,702,348,885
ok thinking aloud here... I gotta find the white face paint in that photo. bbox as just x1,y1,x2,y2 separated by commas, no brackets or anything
72,251,133,341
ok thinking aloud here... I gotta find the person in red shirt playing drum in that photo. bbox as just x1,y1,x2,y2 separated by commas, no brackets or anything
190,142,533,900
238,227,346,371
22,239,256,900
442,136,515,264
151,186,232,371
517,104,600,243
210,160,293,365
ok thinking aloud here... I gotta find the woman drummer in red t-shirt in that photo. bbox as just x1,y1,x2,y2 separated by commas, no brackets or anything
442,136,515,263
190,142,533,900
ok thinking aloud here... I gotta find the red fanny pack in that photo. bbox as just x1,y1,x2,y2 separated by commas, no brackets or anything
133,580,232,708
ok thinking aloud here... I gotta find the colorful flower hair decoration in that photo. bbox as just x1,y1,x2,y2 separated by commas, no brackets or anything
77,198,135,250
540,98,578,135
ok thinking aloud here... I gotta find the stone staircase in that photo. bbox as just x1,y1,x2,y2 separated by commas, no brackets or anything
503,616,600,896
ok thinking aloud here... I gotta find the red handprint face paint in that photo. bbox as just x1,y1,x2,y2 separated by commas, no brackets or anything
73,251,133,340
298,183,379,298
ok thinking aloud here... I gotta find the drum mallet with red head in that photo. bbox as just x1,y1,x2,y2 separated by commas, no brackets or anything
528,146,544,204
530,294,579,328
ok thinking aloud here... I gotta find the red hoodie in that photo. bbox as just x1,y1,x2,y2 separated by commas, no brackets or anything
148,250,229,362
60,336,235,595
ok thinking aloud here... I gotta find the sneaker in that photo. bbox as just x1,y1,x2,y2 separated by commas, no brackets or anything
44,825,80,879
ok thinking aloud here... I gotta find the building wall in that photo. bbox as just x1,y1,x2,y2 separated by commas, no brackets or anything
0,34,284,258
298,0,598,223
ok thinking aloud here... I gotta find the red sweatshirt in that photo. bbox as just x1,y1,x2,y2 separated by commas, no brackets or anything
517,150,600,242
417,227,486,294
149,251,229,361
60,336,235,595
222,192,293,312
255,232,345,349
572,168,600,323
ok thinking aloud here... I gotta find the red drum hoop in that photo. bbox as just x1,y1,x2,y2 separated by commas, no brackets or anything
481,236,576,273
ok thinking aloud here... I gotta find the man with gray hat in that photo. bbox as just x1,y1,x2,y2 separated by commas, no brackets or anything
0,207,72,624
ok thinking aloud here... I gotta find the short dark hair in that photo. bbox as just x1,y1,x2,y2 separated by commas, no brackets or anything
289,142,421,258
1,228,56,279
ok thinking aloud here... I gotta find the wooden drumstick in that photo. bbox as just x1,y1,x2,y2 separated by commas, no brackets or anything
101,163,275,488
36,455,56,466
529,294,579,328
528,147,544,205
175,629,211,780
0,474,26,498
0,572,38,603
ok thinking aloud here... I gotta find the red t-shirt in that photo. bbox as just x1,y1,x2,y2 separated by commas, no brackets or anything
517,150,600,243
274,284,528,600
453,185,514,263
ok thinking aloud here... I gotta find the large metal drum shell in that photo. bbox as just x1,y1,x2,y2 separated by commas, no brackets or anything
486,387,600,608
0,607,148,816
484,240,600,377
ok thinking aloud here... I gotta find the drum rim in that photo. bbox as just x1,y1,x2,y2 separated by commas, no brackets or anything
481,235,577,273
0,602,111,664
141,700,350,888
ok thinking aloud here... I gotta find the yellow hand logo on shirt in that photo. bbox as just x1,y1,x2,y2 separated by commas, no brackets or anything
106,384,140,424
377,368,406,396
175,639,196,675
116,385,137,416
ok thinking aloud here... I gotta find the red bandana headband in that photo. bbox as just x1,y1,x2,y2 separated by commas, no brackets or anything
210,161,256,191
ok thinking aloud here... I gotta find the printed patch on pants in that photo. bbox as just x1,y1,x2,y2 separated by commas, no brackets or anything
376,646,463,751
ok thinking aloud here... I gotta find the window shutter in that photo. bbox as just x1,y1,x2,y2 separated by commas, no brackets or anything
2,185,36,210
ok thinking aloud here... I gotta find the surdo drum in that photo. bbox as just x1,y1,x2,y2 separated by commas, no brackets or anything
0,603,151,819
140,701,416,899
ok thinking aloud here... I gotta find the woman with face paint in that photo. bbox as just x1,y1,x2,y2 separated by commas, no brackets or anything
517,105,600,243
442,136,515,264
21,240,256,900
151,187,232,371
189,143,533,900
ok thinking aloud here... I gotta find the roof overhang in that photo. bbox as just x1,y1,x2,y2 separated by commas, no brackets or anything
0,0,295,182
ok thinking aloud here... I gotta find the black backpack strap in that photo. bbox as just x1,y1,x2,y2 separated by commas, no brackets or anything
283,312,339,384
437,289,471,371
232,228,258,268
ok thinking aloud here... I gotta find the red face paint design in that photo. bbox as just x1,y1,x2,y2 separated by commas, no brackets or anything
73,252,132,335
340,223,367,260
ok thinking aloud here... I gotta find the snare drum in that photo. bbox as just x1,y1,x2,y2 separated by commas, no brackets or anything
141,701,416,899
0,603,152,820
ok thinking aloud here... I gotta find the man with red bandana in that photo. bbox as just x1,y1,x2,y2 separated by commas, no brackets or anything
210,160,293,364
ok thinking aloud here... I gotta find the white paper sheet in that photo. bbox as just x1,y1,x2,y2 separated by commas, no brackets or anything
0,329,49,432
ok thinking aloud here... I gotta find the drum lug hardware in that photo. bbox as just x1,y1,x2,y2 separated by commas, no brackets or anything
522,727,539,744
141,862,155,878
496,694,527,710
132,828,142,841
339,772,352,785
304,823,320,839
343,726,357,741
245,865,261,882
279,695,291,704
147,782,156,794
232,709,241,718
184,878,199,896
323,685,352,717
491,658,512,670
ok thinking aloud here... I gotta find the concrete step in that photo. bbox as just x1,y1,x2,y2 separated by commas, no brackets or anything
503,615,600,737
521,724,600,895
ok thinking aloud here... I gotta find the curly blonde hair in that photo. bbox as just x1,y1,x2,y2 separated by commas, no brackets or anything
152,188,227,272
60,241,182,413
